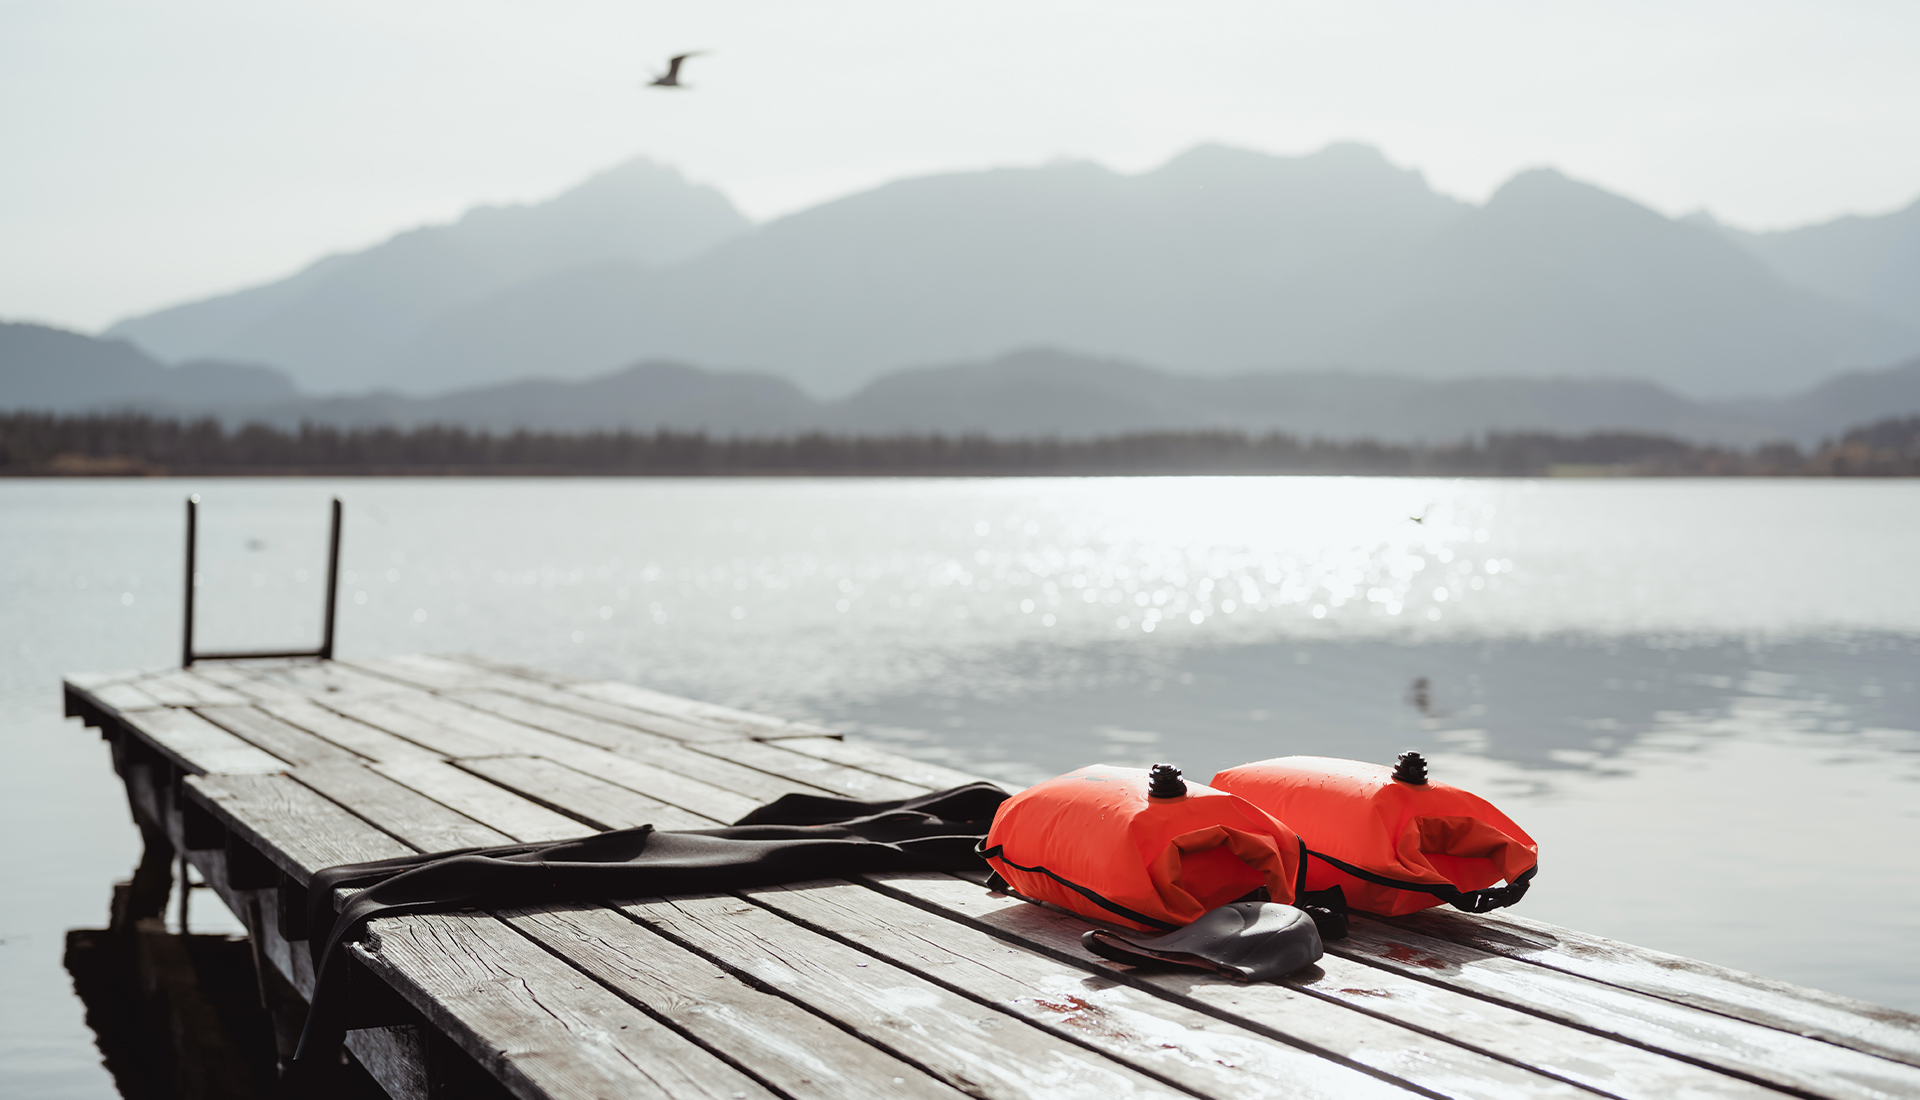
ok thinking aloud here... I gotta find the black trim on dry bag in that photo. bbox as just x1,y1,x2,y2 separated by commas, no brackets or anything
978,841,1184,931
1296,884,1350,941
981,835,1353,939
1287,839,1349,940
1303,848,1537,913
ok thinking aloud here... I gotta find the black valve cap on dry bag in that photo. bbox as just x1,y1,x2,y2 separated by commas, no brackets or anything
1392,751,1429,785
1148,763,1187,799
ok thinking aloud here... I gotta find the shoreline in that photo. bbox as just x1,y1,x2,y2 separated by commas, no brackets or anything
6,411,1918,478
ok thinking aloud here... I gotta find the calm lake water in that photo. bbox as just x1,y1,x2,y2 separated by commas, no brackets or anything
5,476,1919,1097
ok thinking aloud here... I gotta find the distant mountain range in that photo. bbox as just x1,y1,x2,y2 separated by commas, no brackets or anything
0,321,296,412
106,159,748,394
1699,203,1920,333
10,324,1919,447
97,145,1920,399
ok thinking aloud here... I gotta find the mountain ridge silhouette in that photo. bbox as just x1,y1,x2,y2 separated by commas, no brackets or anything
96,143,1920,400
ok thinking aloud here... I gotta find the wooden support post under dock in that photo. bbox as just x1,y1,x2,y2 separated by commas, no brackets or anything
62,653,1920,1100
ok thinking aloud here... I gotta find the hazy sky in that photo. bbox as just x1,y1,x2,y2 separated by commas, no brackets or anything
6,0,1920,332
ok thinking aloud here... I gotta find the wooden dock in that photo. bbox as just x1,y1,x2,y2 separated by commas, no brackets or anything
63,653,1920,1100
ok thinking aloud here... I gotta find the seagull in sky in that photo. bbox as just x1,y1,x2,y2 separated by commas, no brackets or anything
649,52,705,88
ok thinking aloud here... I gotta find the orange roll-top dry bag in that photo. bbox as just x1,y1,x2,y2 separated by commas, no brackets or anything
1209,752,1536,918
981,763,1303,932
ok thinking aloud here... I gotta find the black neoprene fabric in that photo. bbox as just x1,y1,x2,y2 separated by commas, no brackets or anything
291,782,1008,1066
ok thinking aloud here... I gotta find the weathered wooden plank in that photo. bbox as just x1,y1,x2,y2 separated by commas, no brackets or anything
334,692,766,823
445,689,700,755
691,738,928,801
344,1026,430,1100
372,758,592,844
567,680,833,740
371,653,498,685
748,880,1432,1100
523,745,763,826
64,667,150,692
177,667,280,704
526,690,746,743
521,691,740,743
186,773,413,884
291,762,516,852
346,653,525,692
1393,907,1920,1070
321,695,527,758
241,659,411,700
196,705,366,767
380,691,629,756
619,892,1191,1100
355,654,664,711
444,654,582,686
355,656,718,750
259,700,443,763
190,662,317,705
206,657,305,673
426,726,762,825
357,700,905,839
1335,916,1920,1100
863,873,1788,1100
599,736,832,805
135,668,254,708
89,680,169,713
778,736,1017,793
449,677,748,743
331,691,779,818
447,689,901,806
412,656,760,743
506,904,972,1100
456,756,714,832
390,690,818,808
124,670,204,707
128,707,289,775
356,909,777,1100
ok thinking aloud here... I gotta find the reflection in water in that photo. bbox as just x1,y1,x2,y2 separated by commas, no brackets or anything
1406,676,1435,719
824,633,1920,783
63,924,280,1100
824,631,1920,1007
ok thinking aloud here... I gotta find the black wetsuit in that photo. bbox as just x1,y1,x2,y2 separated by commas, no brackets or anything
292,782,1008,1067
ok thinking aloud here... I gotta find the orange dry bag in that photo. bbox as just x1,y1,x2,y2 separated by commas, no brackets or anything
981,763,1303,932
1209,752,1537,918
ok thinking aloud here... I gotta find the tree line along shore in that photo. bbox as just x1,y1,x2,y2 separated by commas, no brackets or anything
2,411,1917,477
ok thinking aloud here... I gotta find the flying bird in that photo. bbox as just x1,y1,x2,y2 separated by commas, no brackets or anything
649,52,704,88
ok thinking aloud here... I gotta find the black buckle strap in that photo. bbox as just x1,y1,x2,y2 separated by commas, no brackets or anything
1449,866,1536,913
1304,849,1537,914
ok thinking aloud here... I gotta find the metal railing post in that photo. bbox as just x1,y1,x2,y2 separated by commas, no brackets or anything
319,497,342,660
182,495,199,667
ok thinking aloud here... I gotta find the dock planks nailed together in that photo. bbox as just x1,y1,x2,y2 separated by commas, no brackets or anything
63,653,1920,1100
